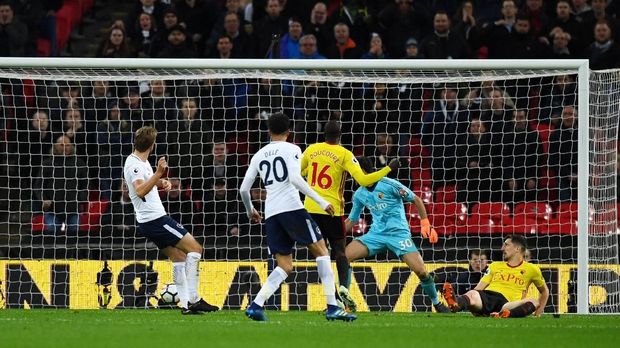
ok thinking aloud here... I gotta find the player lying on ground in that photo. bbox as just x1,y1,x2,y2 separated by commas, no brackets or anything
442,234,549,318
301,120,400,312
343,157,450,313
239,113,357,322
123,126,218,314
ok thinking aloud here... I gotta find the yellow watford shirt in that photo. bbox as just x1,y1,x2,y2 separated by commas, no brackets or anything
301,142,391,216
481,261,546,302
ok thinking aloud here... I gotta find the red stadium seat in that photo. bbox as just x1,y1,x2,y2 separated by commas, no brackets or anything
429,202,468,235
413,185,433,204
503,215,538,234
538,221,577,235
80,200,109,232
471,202,510,225
513,202,552,223
32,214,45,232
456,216,495,235
435,184,457,203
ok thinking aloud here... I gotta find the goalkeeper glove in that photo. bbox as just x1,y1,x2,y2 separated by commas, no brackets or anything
420,218,438,244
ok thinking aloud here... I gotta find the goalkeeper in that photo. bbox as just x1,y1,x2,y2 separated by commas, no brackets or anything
344,157,449,313
301,121,399,312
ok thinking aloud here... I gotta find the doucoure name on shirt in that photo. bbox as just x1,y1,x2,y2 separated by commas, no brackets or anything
308,150,338,162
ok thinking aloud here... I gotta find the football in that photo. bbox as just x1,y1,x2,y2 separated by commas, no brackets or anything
160,283,179,304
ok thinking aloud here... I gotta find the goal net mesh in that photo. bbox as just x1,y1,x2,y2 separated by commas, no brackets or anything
0,65,617,313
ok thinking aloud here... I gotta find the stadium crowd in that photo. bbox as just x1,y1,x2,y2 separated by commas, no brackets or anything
0,0,617,246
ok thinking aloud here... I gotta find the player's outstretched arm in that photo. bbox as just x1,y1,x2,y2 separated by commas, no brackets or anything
410,193,438,244
134,156,167,198
347,157,399,187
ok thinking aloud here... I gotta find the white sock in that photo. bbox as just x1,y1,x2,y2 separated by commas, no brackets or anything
185,252,201,304
172,262,189,308
253,266,288,307
316,255,338,306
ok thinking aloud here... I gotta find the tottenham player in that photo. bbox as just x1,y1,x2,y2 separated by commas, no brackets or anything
123,126,218,314
301,121,399,312
239,113,356,322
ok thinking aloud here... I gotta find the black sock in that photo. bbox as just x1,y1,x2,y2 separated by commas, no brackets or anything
335,255,349,287
456,296,470,310
509,302,536,318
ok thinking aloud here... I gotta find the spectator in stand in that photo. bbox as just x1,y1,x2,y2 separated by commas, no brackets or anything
419,11,471,59
357,83,398,136
162,177,195,227
253,0,288,57
219,11,253,58
325,22,363,59
204,0,245,57
97,100,133,200
176,0,217,55
403,37,422,58
101,180,136,237
57,109,87,162
0,1,28,57
293,80,329,144
203,138,238,189
480,0,517,58
212,34,234,58
120,86,153,131
329,0,377,53
150,7,180,57
538,74,576,124
361,32,389,59
38,135,88,234
142,80,175,125
131,12,157,57
452,0,481,52
364,133,407,184
82,81,113,129
277,17,303,59
588,0,620,45
547,30,574,59
125,0,170,39
510,15,547,58
422,85,468,188
548,106,578,202
203,179,244,242
10,0,45,56
455,118,498,203
304,2,331,56
522,0,549,39
572,0,593,25
378,0,430,58
455,250,489,295
548,0,585,56
166,98,213,197
501,109,543,204
19,110,53,204
157,24,197,58
299,34,326,59
585,20,620,70
96,25,135,58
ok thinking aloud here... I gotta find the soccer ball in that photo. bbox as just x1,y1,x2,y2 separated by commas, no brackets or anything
160,283,179,304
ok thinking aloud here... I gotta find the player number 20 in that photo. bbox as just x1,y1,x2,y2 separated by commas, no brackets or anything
259,156,288,186
310,163,333,189
398,239,413,250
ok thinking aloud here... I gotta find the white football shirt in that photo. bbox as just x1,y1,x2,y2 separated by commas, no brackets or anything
123,154,167,223
239,141,329,219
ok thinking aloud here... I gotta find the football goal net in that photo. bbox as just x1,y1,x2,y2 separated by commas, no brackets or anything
0,58,617,314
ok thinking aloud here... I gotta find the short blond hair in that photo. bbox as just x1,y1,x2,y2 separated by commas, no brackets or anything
134,126,157,152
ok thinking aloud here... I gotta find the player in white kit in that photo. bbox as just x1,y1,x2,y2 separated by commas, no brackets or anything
123,126,218,314
239,113,356,322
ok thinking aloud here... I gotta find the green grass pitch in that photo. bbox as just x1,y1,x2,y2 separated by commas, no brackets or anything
1,309,619,348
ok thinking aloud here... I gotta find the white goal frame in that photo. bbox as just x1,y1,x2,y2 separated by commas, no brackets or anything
0,58,592,314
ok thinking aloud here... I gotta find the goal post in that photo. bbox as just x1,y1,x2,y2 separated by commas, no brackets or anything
0,58,616,314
